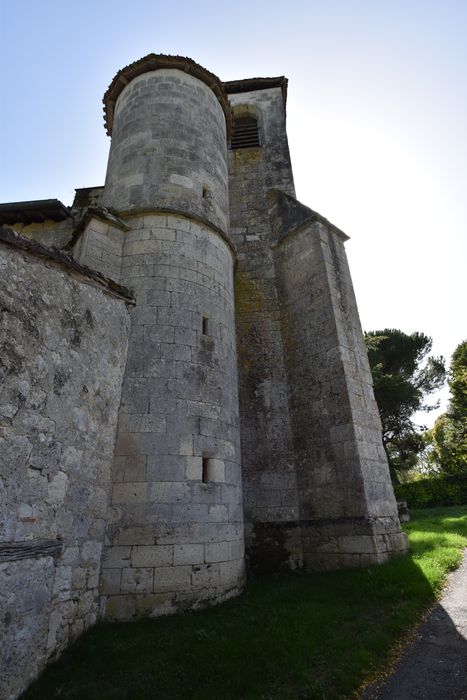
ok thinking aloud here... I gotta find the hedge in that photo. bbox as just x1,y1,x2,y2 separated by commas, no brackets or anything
394,474,467,509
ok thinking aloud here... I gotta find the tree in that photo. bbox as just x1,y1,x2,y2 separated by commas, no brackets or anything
364,329,446,483
449,340,467,425
424,340,467,475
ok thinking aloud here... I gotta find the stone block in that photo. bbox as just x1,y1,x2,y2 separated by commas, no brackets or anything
146,455,186,482
218,523,243,542
174,326,197,346
144,324,175,343
190,482,223,505
149,481,190,503
124,415,166,434
131,545,173,567
207,505,228,522
153,565,191,592
121,567,154,593
228,540,244,560
191,563,220,589
189,522,219,543
102,546,131,568
135,593,177,617
132,240,162,256
153,523,191,545
179,434,194,456
173,544,205,565
86,565,100,590
151,226,177,242
160,342,191,361
52,566,72,595
389,531,409,553
113,526,155,545
204,541,229,563
71,566,86,589
207,458,225,483
112,482,148,504
186,456,202,480
338,535,377,555
219,559,245,586
104,595,136,621
120,455,146,482
114,432,141,456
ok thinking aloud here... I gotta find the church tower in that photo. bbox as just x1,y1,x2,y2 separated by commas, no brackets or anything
95,54,408,617
0,55,408,643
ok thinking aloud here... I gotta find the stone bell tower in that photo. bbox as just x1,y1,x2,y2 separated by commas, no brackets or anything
0,52,409,695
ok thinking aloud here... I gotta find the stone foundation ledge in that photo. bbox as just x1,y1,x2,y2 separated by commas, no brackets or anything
101,580,245,621
301,515,409,572
246,517,409,574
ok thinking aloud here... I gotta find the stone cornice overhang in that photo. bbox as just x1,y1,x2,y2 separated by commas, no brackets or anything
0,199,71,225
224,76,288,109
267,189,349,248
103,53,231,136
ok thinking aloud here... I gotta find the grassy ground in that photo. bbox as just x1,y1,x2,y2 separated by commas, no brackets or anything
22,506,467,700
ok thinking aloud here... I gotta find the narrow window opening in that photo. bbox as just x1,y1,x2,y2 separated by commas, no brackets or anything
202,316,209,335
230,116,260,150
202,457,210,484
202,185,209,199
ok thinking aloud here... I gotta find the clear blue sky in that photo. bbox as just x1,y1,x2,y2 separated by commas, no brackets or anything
1,0,466,423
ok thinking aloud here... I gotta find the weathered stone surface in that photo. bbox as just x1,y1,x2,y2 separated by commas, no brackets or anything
0,240,130,700
0,52,408,698
228,86,407,571
228,88,302,571
100,210,245,619
101,69,230,235
397,501,411,522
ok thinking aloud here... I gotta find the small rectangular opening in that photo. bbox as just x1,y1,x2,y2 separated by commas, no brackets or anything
230,116,261,150
202,316,209,336
202,457,209,484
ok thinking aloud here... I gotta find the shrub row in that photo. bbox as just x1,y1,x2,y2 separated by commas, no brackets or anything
395,474,467,509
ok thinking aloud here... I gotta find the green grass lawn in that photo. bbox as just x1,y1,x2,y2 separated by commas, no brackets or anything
22,506,467,700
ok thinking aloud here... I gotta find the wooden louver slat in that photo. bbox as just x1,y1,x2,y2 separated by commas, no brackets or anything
231,117,260,149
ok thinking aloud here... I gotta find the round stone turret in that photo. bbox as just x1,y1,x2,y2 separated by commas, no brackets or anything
100,55,245,620
102,54,230,234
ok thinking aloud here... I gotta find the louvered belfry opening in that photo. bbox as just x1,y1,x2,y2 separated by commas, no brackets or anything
230,115,260,149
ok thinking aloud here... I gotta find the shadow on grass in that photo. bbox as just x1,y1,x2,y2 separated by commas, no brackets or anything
22,555,443,700
20,508,467,700
407,506,467,528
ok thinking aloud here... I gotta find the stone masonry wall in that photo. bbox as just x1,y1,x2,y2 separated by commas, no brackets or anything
0,54,410,697
228,88,302,572
273,216,408,570
229,85,407,573
0,237,130,700
102,69,229,234
8,218,74,250
73,215,126,281
101,213,245,619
